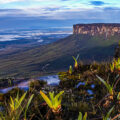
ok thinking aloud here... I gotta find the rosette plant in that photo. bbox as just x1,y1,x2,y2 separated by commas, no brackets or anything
72,54,79,69
96,75,114,100
40,90,64,113
110,58,120,73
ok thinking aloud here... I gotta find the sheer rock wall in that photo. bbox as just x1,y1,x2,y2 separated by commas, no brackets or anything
73,24,120,37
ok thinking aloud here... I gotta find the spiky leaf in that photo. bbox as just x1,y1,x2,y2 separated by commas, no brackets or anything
83,112,87,120
40,91,52,108
78,112,82,120
24,94,34,119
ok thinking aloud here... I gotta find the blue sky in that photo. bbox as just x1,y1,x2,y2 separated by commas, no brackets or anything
0,0,119,9
0,0,120,18
0,0,120,30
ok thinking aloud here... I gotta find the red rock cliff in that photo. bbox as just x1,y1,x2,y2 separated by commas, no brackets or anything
73,23,120,36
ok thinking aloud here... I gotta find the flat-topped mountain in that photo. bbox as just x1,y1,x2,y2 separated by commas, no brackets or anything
73,23,120,37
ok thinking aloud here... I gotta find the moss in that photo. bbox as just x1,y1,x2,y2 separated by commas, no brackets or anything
29,80,47,91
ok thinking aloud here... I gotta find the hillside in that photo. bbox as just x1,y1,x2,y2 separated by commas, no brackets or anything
0,34,119,77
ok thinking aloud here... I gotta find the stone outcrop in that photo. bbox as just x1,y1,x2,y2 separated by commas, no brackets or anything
73,23,120,37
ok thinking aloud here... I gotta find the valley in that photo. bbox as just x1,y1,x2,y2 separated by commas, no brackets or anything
0,29,71,57
0,32,119,77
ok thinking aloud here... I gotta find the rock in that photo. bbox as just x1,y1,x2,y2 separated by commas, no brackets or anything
73,23,120,37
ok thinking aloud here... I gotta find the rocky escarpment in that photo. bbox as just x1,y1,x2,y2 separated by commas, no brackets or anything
73,23,120,37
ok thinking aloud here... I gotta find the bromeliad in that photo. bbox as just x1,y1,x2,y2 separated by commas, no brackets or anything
78,112,87,120
72,54,79,69
96,75,114,100
110,58,120,73
40,90,64,113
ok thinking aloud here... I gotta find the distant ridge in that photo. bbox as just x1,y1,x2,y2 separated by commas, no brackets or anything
74,23,120,26
73,23,120,36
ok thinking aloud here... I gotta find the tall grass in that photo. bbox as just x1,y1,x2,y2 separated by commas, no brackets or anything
0,92,34,120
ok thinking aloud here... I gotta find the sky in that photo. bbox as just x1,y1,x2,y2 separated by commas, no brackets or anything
0,0,120,30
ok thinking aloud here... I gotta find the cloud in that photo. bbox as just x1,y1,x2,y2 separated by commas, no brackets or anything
0,7,116,22
60,0,71,1
0,0,25,4
44,7,60,11
0,0,120,31
90,1,105,6
104,7,120,11
0,1,120,23
0,9,26,17
0,0,57,4
0,34,22,41
0,30,72,41
0,7,118,20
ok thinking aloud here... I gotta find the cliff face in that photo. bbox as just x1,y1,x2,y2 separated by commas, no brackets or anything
73,24,120,36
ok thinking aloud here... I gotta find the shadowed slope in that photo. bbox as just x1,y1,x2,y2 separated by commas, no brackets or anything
0,34,119,77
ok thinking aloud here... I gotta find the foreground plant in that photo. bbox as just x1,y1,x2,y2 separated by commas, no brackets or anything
96,75,114,100
110,58,120,73
103,106,114,120
68,65,73,74
0,92,34,120
72,54,79,69
110,62,115,73
117,92,120,104
40,90,64,113
78,112,87,120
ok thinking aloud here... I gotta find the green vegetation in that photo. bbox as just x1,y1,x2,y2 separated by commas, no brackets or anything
1,58,120,119
1,39,120,119
0,62,117,119
0,34,120,77
96,75,114,96
110,58,120,72
68,65,72,74
102,107,114,120
72,55,79,69
40,91,64,113
0,92,34,120
78,112,87,120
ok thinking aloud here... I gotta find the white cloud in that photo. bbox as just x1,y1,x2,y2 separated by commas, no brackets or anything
0,0,120,22
0,6,118,21
0,30,72,41
38,39,43,42
0,0,25,4
0,0,58,5
0,35,21,41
